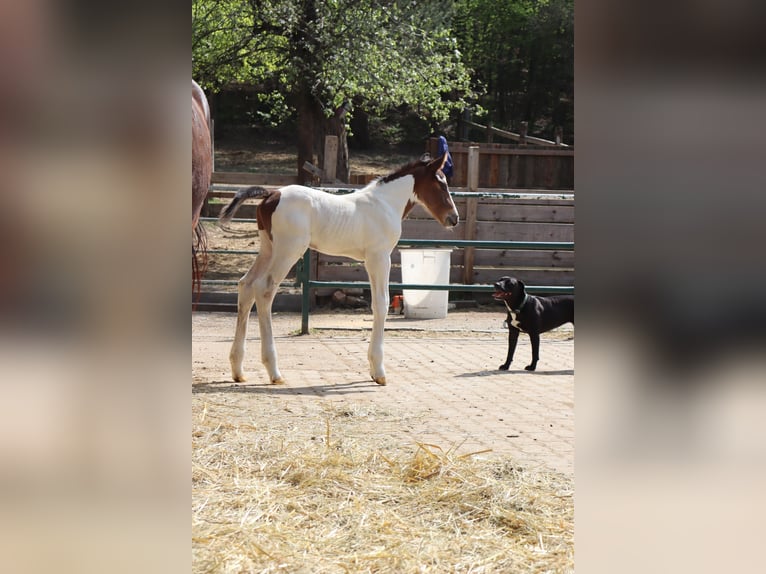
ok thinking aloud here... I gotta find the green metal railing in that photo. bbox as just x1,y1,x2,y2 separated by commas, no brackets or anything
200,194,575,331
296,239,574,334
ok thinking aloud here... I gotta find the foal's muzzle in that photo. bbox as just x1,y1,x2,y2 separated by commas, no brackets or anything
445,212,459,228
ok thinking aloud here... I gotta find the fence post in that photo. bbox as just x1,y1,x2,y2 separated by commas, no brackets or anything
323,135,338,183
462,146,480,285
519,122,528,147
300,250,311,334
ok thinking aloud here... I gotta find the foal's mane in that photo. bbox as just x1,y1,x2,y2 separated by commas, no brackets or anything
377,158,429,185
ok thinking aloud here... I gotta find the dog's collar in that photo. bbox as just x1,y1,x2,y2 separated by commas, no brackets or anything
503,292,529,314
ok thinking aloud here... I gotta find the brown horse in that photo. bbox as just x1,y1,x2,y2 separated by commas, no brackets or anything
192,80,212,296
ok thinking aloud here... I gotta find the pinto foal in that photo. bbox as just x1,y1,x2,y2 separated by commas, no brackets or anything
219,153,458,385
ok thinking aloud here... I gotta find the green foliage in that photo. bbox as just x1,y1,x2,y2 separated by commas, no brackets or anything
192,0,475,125
453,0,574,140
192,0,574,144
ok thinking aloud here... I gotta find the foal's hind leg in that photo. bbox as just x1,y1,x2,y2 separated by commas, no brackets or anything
251,253,301,384
230,239,273,382
232,231,308,384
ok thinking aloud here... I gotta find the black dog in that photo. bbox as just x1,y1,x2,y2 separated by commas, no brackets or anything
493,276,574,371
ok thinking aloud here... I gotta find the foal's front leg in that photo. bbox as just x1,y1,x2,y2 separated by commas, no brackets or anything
365,253,391,385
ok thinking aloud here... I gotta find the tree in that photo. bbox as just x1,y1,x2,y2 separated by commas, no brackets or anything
192,0,475,181
453,0,573,142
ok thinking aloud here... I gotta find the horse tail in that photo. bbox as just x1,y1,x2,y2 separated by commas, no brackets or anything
192,222,208,304
219,186,270,223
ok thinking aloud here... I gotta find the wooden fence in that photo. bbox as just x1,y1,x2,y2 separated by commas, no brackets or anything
314,195,574,297
426,138,574,190
314,145,573,299
202,145,573,307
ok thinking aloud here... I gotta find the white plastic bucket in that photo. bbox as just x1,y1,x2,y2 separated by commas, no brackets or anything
400,248,452,319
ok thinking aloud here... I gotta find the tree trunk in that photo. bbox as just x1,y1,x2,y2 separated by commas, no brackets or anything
350,108,370,149
324,102,350,183
292,0,320,183
295,87,318,184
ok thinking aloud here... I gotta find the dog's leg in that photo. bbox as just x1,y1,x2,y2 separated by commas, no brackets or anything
499,325,520,370
526,332,540,371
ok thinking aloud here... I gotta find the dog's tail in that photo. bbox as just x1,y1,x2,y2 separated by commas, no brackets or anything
219,186,270,223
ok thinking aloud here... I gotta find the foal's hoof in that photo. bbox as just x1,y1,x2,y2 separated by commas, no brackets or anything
233,374,247,382
271,377,286,385
374,376,387,386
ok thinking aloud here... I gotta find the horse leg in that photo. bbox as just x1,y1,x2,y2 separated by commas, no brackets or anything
230,239,273,382
253,240,309,384
364,253,391,385
253,265,291,384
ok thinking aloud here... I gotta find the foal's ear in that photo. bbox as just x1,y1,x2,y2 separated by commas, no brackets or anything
429,152,448,171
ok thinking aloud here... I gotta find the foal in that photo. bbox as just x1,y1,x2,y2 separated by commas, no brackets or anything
219,153,458,385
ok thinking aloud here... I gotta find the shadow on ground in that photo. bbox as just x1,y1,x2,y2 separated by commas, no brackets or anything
192,379,381,396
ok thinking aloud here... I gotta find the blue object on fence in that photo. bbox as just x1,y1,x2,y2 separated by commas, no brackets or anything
437,136,454,179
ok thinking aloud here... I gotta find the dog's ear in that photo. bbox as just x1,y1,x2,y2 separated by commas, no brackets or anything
517,279,525,290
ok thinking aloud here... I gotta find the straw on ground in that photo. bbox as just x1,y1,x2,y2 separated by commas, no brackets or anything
192,398,573,573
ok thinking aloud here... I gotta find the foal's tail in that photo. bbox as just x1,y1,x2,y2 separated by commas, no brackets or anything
219,186,270,223
192,222,208,304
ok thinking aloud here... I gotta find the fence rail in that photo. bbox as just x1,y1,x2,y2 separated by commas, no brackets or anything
198,144,574,324
296,239,574,334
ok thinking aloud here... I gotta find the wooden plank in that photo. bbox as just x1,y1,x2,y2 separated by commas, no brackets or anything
303,161,323,178
323,135,338,182
318,264,464,285
454,151,467,186
401,219,574,242
315,257,573,285
509,154,520,187
462,197,478,285
463,120,570,148
462,147,480,285
472,267,574,287
401,220,468,240
472,249,574,268
212,172,300,186
499,155,509,188
406,199,468,220
319,249,463,267
476,203,575,224
447,144,574,157
475,221,574,242
524,157,535,188
449,190,574,200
